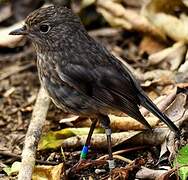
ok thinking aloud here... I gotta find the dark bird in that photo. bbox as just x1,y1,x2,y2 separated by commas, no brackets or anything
9,5,180,170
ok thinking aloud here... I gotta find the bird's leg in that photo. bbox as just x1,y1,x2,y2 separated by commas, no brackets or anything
80,118,98,160
71,118,98,171
99,115,115,171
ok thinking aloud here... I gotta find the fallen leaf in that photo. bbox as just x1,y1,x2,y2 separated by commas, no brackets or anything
174,145,188,180
139,36,166,55
33,163,64,180
128,128,169,146
143,0,188,42
164,93,186,122
59,115,79,124
0,21,24,47
97,0,165,40
136,166,167,179
38,128,104,150
109,115,159,130
148,42,187,70
0,5,12,23
141,69,175,87
3,162,64,180
3,161,21,176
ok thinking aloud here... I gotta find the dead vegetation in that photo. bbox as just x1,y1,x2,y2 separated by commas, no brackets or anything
0,0,188,179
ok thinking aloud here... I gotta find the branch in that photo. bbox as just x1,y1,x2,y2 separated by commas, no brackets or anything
18,87,50,180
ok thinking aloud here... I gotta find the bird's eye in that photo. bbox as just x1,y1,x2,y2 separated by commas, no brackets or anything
39,24,50,33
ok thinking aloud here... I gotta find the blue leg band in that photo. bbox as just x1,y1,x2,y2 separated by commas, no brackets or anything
80,145,89,160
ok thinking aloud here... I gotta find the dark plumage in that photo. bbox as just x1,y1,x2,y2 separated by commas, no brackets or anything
10,5,180,170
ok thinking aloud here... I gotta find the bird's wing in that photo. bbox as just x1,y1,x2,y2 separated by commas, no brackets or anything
56,54,151,129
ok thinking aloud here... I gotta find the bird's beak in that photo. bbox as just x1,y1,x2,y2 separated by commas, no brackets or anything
9,25,28,35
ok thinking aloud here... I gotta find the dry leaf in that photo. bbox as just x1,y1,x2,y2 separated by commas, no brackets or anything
59,115,79,124
109,115,159,130
140,88,177,116
164,93,186,122
97,0,165,40
0,5,12,23
0,21,24,47
139,36,166,55
148,42,187,70
136,166,167,179
141,69,175,87
72,115,159,131
143,0,188,42
32,163,64,180
38,128,104,150
178,49,188,73
144,0,187,14
62,131,141,149
128,128,169,146
176,45,188,81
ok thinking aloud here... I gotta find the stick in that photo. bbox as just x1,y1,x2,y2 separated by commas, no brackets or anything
18,87,50,180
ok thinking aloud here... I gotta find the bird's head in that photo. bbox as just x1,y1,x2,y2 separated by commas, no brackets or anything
9,5,83,50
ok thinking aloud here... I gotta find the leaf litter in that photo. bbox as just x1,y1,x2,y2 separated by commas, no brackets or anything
0,0,188,179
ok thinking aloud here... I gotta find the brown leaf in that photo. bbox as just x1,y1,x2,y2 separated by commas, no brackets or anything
0,21,24,47
143,0,188,42
164,93,186,122
32,163,64,180
139,36,166,55
109,115,159,130
148,42,187,70
136,167,168,179
141,69,175,87
97,0,166,40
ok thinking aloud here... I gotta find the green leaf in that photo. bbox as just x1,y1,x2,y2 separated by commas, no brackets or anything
174,145,188,180
38,128,104,150
3,161,21,176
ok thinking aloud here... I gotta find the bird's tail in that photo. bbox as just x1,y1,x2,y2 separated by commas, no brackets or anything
139,93,180,137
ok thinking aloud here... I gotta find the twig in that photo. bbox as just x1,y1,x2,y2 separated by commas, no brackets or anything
0,150,58,165
97,146,147,160
113,155,133,164
18,87,50,180
0,63,35,80
89,28,122,37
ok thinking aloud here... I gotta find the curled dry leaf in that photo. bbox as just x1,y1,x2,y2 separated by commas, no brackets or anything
178,49,188,82
109,115,159,130
0,5,12,23
159,93,187,161
136,166,167,179
32,163,64,180
96,0,165,40
128,128,169,146
143,0,188,42
139,36,167,55
59,115,79,125
0,21,24,47
71,115,159,131
148,42,187,70
143,0,188,15
178,60,188,74
140,87,177,116
164,93,187,122
141,69,175,87
3,162,64,180
155,167,178,180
